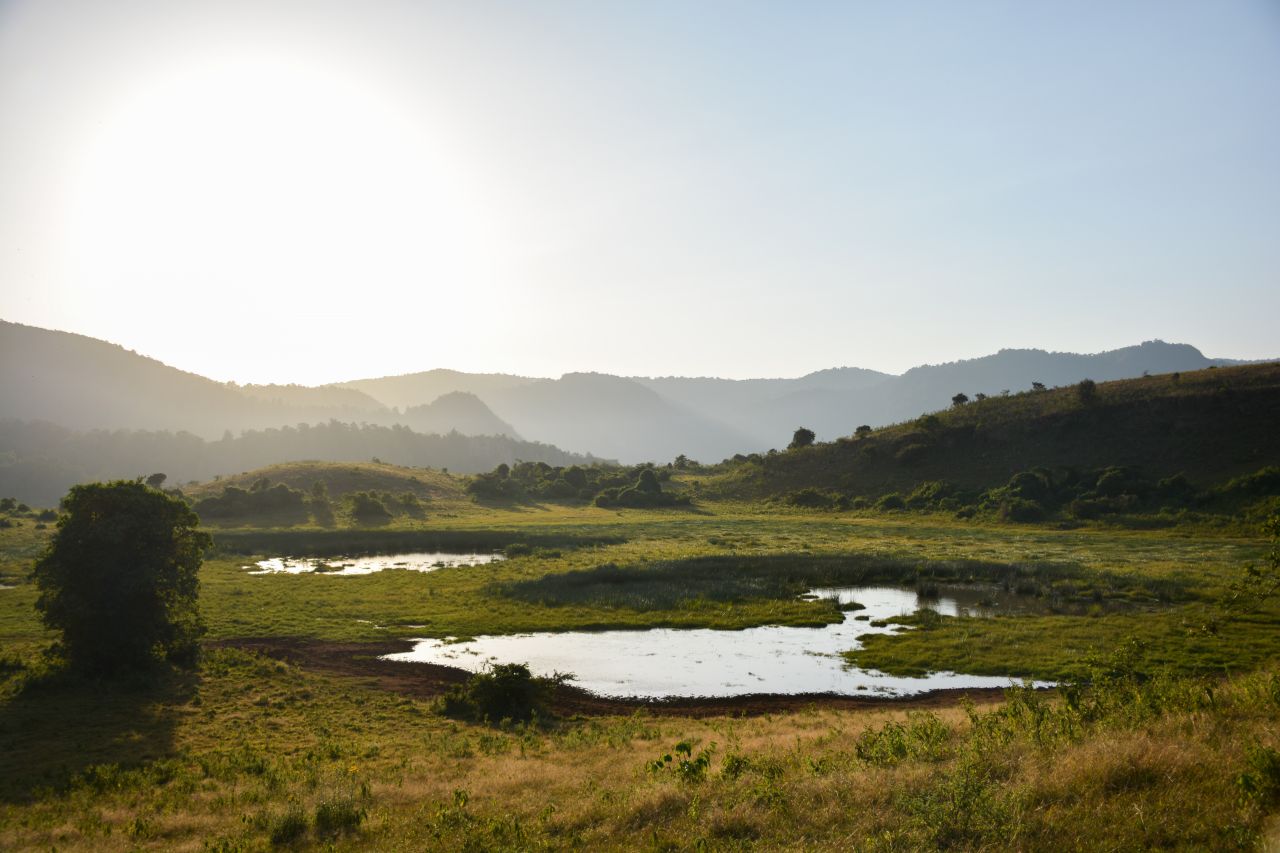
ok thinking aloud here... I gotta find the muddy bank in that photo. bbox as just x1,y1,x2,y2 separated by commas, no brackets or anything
210,637,1019,718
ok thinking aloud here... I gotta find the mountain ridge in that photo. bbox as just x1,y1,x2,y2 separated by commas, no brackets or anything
3,319,1274,465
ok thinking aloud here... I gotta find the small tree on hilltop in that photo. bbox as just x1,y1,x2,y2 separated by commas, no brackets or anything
636,468,662,494
1076,378,1098,404
145,472,167,489
1031,381,1046,392
789,427,816,450
854,425,872,439
32,481,210,673
951,393,969,407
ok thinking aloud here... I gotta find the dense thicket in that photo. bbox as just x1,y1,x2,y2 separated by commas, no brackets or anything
0,419,603,506
466,460,690,508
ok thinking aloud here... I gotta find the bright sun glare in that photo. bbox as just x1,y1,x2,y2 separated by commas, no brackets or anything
60,53,496,328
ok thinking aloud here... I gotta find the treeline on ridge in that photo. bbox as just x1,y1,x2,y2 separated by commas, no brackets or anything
0,419,604,507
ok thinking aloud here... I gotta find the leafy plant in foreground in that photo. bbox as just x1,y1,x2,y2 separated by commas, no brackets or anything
649,740,715,783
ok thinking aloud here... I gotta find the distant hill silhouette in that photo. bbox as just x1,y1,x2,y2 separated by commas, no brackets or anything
0,321,532,443
400,391,520,439
336,368,540,411
1,319,274,435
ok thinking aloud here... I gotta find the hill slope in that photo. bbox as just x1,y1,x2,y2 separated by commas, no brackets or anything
711,362,1280,500
182,461,466,502
0,320,273,435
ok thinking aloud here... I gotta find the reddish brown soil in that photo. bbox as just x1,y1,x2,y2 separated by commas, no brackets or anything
211,637,1015,718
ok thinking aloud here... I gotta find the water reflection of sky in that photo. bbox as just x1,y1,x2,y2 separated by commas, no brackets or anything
384,586,1051,699
248,551,504,576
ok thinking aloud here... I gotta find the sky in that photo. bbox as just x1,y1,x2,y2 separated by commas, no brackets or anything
1,0,1278,385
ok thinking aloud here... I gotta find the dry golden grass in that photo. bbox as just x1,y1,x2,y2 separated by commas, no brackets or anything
1,647,1276,851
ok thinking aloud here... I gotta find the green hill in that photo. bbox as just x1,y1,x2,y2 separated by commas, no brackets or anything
709,362,1280,505
182,461,466,502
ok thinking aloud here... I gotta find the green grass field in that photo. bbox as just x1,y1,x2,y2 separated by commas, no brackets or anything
1,481,1278,850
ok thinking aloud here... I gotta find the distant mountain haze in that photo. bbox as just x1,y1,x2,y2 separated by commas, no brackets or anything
399,392,520,439
0,321,520,442
0,419,599,507
335,369,541,412
2,320,1273,467
238,383,387,414
480,372,759,465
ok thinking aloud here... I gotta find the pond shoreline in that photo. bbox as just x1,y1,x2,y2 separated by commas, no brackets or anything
210,636,1031,718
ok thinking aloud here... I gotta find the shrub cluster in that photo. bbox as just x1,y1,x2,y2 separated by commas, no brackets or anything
594,468,691,509
193,478,311,523
467,461,690,508
440,662,567,725
782,464,1280,525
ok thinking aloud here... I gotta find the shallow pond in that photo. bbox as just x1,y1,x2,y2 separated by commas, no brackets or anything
384,585,1050,699
249,551,505,576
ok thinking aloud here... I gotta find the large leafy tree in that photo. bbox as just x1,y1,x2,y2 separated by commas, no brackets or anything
32,480,211,673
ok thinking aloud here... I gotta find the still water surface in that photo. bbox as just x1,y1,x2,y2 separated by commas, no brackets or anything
250,551,505,576
385,585,1049,699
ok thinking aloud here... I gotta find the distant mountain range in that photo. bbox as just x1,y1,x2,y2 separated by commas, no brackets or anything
334,340,1264,462
1,319,1272,466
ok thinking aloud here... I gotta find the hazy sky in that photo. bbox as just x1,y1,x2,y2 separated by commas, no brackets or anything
1,1,1277,384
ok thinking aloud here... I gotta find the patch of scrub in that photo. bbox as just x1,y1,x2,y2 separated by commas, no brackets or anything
384,586,1051,699
251,551,505,576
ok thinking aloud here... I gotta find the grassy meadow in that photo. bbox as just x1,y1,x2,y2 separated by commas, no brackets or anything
1,466,1278,850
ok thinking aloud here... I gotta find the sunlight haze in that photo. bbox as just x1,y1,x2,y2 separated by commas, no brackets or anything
1,0,1277,384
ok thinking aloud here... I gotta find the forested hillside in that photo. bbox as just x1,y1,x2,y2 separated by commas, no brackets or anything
711,362,1280,509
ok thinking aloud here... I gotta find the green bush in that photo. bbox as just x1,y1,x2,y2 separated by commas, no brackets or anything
999,497,1045,523
876,493,906,511
349,492,392,525
440,663,567,724
785,488,837,509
